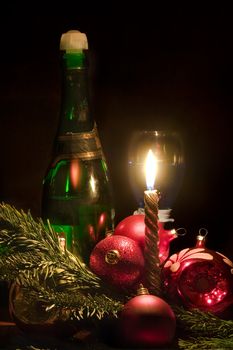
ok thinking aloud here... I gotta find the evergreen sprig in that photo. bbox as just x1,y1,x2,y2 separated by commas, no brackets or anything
174,305,233,349
0,203,99,286
2,202,233,349
174,305,233,338
0,202,124,319
178,337,233,350
17,286,122,320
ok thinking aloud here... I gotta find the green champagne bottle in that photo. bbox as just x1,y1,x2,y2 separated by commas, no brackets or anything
41,30,115,263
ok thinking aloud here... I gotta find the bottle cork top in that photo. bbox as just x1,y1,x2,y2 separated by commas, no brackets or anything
60,30,88,51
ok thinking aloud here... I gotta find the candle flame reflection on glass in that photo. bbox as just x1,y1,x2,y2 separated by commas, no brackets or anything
145,149,158,191
90,174,97,194
128,130,185,210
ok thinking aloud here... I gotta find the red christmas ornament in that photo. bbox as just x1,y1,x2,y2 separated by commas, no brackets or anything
114,214,178,263
89,235,144,289
117,285,176,348
9,283,81,338
162,232,233,317
158,222,178,264
114,215,146,250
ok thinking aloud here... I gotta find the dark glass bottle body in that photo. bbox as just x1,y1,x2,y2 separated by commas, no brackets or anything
42,51,115,263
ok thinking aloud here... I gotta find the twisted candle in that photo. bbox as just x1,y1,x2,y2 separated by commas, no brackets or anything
144,189,161,296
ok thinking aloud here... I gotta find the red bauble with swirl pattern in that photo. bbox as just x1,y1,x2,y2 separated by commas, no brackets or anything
162,234,233,317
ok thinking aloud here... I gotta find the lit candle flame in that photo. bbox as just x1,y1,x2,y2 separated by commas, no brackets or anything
145,149,157,190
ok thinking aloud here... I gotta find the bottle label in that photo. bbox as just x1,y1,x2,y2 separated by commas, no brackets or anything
53,124,105,164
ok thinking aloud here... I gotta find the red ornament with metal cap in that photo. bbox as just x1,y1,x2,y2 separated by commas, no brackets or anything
117,284,176,348
89,235,145,290
162,229,233,318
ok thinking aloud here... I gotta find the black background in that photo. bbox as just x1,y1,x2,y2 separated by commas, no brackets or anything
0,3,233,258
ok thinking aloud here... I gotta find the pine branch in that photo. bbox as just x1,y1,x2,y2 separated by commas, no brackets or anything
173,305,233,338
0,203,100,288
39,289,123,320
14,286,123,321
0,202,124,318
175,306,233,349
5,201,233,336
178,337,233,350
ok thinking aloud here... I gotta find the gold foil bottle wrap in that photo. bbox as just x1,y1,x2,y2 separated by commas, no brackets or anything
53,124,105,164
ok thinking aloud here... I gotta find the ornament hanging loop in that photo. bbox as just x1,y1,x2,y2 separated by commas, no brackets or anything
198,227,208,238
196,228,208,247
176,228,187,236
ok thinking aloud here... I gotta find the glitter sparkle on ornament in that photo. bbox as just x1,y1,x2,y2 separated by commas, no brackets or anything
89,235,145,290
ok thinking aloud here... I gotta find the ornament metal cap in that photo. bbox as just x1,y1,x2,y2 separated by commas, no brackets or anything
196,228,208,247
137,284,149,295
105,250,120,264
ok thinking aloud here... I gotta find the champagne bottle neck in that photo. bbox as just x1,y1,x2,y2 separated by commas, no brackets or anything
58,51,94,135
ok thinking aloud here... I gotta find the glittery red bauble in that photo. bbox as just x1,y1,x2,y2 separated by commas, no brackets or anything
118,287,176,348
162,235,233,317
89,235,144,289
114,214,177,263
